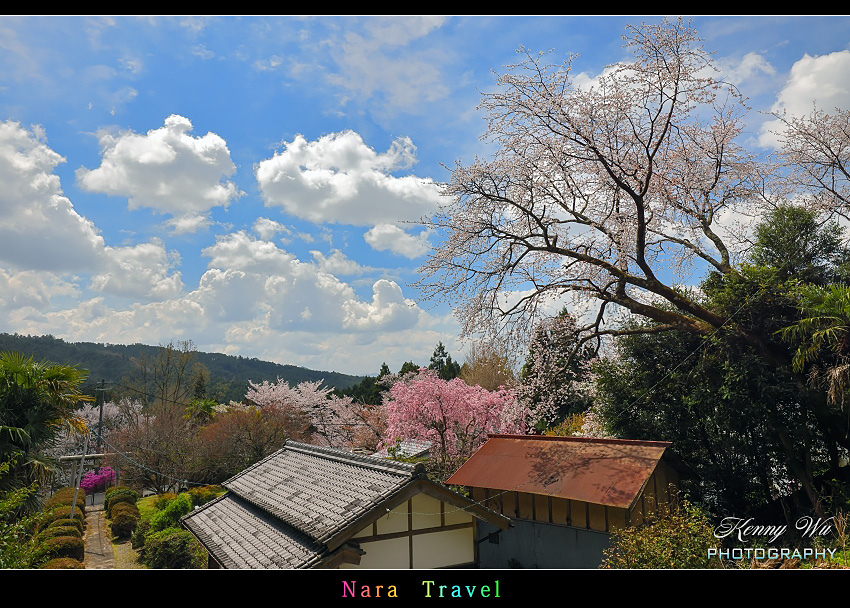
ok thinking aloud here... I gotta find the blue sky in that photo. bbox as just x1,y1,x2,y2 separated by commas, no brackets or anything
0,15,848,376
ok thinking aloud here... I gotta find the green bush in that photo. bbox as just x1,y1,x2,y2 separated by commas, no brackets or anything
45,488,86,514
153,492,177,511
149,493,193,533
105,486,137,501
37,526,82,541
47,518,84,535
110,504,141,539
187,485,225,507
142,527,206,569
111,502,141,518
105,488,139,516
40,557,84,569
42,506,85,529
131,518,151,553
42,536,85,562
601,495,718,569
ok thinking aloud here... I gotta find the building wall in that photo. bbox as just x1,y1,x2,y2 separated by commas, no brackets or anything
341,492,476,569
476,518,611,569
470,458,682,568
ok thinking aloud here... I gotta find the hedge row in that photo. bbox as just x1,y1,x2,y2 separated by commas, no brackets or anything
35,486,89,568
102,485,141,541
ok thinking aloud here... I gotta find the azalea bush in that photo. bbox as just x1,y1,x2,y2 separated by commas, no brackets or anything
79,466,116,494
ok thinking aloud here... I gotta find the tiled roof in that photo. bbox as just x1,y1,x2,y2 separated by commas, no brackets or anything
371,438,432,459
181,441,430,569
182,493,327,569
222,441,423,544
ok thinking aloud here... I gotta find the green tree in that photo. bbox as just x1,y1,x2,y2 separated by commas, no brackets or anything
0,352,90,508
780,284,850,407
595,206,850,518
750,205,850,285
428,342,462,381
0,459,49,568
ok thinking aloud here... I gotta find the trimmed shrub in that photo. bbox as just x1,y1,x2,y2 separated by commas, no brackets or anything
110,503,141,539
149,493,193,533
105,488,139,516
37,526,82,541
42,506,84,529
45,488,86,514
48,518,84,535
105,485,137,501
42,536,85,562
41,557,85,569
111,502,140,518
106,495,137,518
142,527,206,569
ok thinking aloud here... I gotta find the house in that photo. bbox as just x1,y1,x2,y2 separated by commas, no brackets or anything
371,438,432,459
180,440,509,569
445,434,684,569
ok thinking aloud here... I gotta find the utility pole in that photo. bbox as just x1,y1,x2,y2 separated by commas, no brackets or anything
96,379,105,455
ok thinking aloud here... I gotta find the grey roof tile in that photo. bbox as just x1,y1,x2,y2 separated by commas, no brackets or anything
221,441,421,544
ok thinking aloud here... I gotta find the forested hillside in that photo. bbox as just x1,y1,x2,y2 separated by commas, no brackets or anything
0,333,363,404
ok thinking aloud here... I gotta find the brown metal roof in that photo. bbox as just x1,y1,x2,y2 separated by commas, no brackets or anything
446,434,672,510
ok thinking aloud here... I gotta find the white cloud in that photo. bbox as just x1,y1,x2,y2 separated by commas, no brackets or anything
363,223,431,258
717,51,776,85
252,217,292,241
163,213,215,235
0,120,183,300
324,16,450,111
92,239,183,300
255,130,442,226
310,249,367,275
198,230,419,333
77,114,242,226
759,50,850,147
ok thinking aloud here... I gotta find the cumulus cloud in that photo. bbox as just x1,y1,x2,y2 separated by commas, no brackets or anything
310,249,367,275
198,230,419,333
0,120,183,300
717,51,776,86
92,239,183,300
255,130,442,226
252,217,292,241
759,50,850,147
77,114,242,228
364,223,431,258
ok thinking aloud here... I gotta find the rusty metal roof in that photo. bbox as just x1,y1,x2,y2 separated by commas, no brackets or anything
446,434,672,510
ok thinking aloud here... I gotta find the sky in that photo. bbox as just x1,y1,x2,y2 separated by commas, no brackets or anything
0,15,849,377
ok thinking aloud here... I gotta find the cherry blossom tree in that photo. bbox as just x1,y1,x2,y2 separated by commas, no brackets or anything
517,311,595,429
772,106,850,217
382,368,525,479
419,18,770,358
245,378,363,449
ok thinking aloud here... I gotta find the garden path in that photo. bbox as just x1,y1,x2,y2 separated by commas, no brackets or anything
82,495,115,569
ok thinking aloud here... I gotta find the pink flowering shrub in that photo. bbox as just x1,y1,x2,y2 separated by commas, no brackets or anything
382,368,526,479
79,467,116,494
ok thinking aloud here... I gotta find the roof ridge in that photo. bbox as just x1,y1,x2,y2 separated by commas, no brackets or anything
284,440,424,477
486,433,672,448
